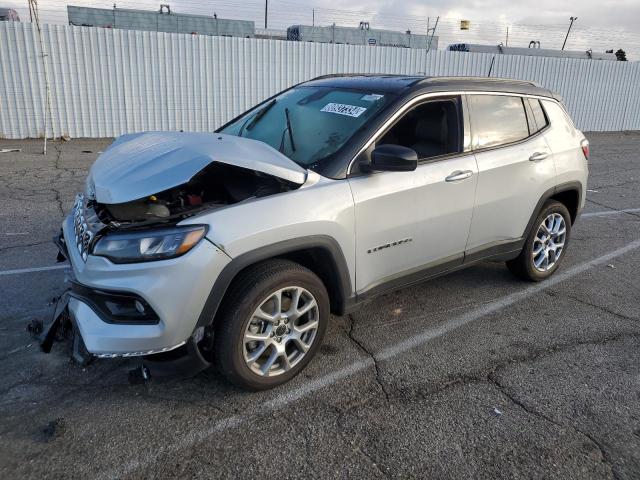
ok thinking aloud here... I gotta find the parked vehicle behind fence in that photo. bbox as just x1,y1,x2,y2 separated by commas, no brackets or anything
0,8,19,21
44,75,589,390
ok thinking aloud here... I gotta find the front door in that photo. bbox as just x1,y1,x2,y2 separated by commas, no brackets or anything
348,96,478,294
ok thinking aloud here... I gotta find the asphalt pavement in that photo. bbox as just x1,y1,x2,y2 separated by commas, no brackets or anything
0,132,639,479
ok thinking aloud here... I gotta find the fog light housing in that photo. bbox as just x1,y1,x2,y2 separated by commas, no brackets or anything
70,281,159,325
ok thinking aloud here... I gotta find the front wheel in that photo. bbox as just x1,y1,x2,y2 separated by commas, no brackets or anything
507,200,572,281
214,259,329,390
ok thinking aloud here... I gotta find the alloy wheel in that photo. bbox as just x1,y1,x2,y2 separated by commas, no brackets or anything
532,213,567,272
242,286,319,377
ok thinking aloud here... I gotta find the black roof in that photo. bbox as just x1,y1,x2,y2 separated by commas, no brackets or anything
303,74,558,99
304,75,425,93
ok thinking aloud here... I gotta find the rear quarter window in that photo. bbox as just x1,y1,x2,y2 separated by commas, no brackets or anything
528,98,549,132
468,95,529,149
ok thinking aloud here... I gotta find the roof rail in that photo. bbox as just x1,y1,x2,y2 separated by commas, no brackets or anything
420,76,541,88
307,73,417,81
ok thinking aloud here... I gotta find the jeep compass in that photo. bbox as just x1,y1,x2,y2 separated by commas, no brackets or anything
47,75,589,390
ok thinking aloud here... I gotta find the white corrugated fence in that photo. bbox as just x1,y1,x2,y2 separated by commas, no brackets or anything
1,21,639,139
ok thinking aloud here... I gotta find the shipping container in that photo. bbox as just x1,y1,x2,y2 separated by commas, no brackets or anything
67,5,254,37
448,43,617,61
287,24,438,50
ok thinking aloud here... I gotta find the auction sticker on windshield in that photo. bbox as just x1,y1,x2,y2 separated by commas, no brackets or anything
321,103,367,118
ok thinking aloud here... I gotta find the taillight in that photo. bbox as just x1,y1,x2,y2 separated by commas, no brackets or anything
581,139,590,160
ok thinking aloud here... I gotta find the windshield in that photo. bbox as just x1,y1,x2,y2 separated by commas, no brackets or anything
219,86,393,168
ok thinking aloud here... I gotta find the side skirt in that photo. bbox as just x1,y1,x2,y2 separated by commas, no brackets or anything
344,238,524,314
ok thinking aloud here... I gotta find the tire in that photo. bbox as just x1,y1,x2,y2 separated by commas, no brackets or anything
214,259,329,390
506,200,572,282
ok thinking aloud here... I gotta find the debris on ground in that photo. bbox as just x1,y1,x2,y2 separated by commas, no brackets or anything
607,264,616,269
0,148,21,153
493,407,503,416
40,418,66,442
586,189,599,193
47,295,62,307
61,135,71,142
128,365,151,385
26,319,44,336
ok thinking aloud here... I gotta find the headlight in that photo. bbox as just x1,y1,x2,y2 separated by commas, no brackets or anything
92,225,207,264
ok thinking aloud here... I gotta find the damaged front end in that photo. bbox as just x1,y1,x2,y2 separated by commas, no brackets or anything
36,288,213,382
92,159,301,228
34,290,92,367
39,131,308,381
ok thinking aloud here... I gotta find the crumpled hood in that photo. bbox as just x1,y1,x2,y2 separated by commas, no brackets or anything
87,132,308,204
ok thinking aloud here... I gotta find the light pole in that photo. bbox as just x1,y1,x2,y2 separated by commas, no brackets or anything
562,16,577,50
264,0,268,29
29,0,53,154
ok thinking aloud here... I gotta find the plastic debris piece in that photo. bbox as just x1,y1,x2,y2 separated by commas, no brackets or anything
27,319,44,336
493,407,503,416
0,148,21,153
41,418,66,442
128,365,152,385
607,264,615,269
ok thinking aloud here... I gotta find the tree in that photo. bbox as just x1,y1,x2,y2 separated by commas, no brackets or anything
615,49,627,61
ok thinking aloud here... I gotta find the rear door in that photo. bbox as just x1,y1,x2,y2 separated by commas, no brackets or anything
348,95,478,294
465,93,557,254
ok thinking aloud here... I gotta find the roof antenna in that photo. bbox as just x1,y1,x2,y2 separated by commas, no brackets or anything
487,55,495,77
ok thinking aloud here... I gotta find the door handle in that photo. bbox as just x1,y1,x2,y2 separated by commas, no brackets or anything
529,152,549,162
445,170,473,182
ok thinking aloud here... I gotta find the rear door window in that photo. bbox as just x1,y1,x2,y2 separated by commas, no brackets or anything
468,95,529,149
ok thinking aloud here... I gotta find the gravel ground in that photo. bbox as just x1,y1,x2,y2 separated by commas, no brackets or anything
0,132,639,479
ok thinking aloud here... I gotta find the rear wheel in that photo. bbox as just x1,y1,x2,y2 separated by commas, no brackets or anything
214,259,329,390
507,200,572,281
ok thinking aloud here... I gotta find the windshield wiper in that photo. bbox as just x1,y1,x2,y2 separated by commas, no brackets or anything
238,98,277,137
279,107,296,153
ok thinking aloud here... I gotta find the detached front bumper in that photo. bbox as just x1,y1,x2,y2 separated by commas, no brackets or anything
52,212,230,365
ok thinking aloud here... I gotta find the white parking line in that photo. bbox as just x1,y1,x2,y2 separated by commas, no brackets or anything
0,265,68,277
101,237,640,480
581,207,640,218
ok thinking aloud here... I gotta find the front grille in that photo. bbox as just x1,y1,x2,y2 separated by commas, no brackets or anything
72,194,103,261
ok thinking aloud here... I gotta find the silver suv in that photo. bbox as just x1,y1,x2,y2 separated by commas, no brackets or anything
48,75,589,390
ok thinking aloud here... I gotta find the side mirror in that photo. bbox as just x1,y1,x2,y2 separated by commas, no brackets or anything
364,144,418,172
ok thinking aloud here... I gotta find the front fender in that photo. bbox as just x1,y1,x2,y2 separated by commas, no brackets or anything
194,235,353,328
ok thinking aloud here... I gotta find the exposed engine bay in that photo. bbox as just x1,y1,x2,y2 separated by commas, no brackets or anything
94,163,299,227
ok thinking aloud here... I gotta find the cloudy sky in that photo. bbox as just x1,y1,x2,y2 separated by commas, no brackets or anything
5,0,638,56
